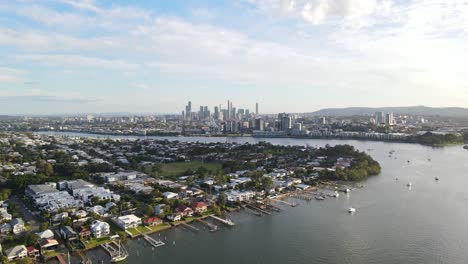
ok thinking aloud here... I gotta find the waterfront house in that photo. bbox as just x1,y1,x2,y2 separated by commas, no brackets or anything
11,218,25,234
90,220,110,238
175,205,193,217
5,245,27,261
59,226,78,241
191,202,208,214
40,239,59,252
143,217,163,226
88,205,106,216
27,246,40,258
115,214,142,230
167,213,182,222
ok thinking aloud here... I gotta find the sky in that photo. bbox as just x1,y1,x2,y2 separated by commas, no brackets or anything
0,0,468,115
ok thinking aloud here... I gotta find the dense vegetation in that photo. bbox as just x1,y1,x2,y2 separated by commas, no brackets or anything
316,144,381,182
407,132,464,146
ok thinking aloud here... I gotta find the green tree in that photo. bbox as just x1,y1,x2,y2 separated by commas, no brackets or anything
143,204,155,216
217,192,227,207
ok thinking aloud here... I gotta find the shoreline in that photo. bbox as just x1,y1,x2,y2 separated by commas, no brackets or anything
77,181,357,262
33,130,465,147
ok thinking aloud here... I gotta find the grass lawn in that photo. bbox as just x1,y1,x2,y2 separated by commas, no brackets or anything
160,161,222,177
84,237,112,250
148,223,171,232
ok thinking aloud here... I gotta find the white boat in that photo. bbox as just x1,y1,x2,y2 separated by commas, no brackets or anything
111,241,128,263
344,188,350,193
348,207,356,213
332,191,339,198
315,196,325,200
407,182,412,187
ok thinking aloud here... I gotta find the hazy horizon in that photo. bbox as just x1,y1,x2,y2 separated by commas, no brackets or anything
1,0,467,115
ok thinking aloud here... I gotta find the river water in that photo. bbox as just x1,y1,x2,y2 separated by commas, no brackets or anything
38,132,468,264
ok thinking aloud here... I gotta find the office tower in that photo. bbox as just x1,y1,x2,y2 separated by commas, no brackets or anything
256,102,259,115
375,111,385,125
255,118,265,131
227,100,231,120
214,106,219,120
385,112,394,126
185,101,192,120
278,113,292,131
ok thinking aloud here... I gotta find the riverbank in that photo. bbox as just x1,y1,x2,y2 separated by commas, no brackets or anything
34,130,465,147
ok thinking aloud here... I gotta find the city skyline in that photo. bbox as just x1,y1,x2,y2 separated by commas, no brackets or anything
1,0,468,115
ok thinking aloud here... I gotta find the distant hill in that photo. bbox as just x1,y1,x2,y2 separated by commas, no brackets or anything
310,106,468,117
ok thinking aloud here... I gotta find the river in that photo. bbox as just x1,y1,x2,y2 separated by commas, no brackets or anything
38,132,468,264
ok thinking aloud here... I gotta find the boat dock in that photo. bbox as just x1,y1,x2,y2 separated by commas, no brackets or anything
245,203,272,215
138,230,166,247
209,215,235,227
196,219,219,231
100,241,129,260
266,204,282,212
271,198,298,207
241,205,262,216
180,222,200,232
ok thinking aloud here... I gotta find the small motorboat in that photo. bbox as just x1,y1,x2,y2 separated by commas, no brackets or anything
344,188,350,193
407,182,412,187
348,207,356,213
435,177,439,181
332,191,340,198
315,196,325,200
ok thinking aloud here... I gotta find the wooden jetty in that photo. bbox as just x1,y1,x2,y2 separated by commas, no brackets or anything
246,203,272,215
209,215,235,227
266,204,282,212
271,198,298,207
180,222,200,232
138,230,166,247
241,205,262,216
196,219,219,232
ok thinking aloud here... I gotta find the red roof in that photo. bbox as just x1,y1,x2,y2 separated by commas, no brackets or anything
192,202,208,209
27,246,38,253
144,217,162,223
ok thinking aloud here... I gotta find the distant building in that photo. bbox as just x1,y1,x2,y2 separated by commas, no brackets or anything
115,215,142,230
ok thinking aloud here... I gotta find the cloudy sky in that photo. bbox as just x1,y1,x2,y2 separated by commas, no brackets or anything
0,0,467,115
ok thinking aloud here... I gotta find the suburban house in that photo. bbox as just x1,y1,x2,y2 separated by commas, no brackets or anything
191,202,208,214
162,192,178,199
36,229,55,240
78,226,91,240
175,205,194,217
114,215,142,230
90,220,110,238
167,213,182,222
154,204,166,216
0,207,12,221
143,217,163,227
40,239,59,252
5,245,27,261
11,218,25,235
59,226,78,241
27,246,40,258
0,223,12,234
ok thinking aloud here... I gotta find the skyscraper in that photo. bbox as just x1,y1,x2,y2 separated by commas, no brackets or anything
375,111,385,125
255,102,259,115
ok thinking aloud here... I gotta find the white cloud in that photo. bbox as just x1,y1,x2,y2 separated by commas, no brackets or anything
16,54,139,71
0,67,22,83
